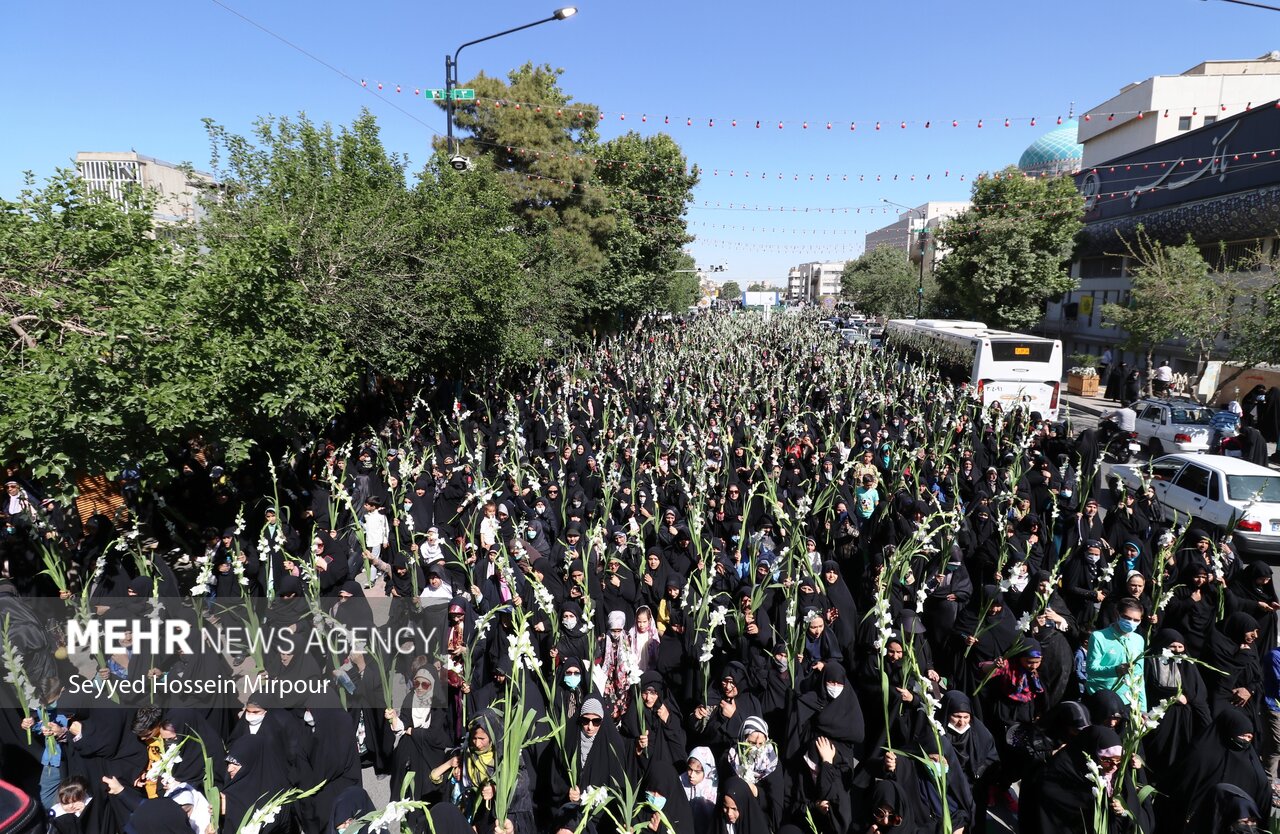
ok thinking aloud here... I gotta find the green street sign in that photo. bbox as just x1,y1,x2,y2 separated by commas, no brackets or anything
425,89,475,101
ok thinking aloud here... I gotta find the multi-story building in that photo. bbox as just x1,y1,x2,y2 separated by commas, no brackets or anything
75,151,215,227
863,201,971,259
1039,69,1280,379
786,261,845,305
1078,51,1280,168
786,267,804,302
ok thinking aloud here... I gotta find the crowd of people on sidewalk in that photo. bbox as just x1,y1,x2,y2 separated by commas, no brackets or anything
2,312,1280,834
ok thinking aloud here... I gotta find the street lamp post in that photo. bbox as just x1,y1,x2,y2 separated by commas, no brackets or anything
882,198,928,318
445,7,578,158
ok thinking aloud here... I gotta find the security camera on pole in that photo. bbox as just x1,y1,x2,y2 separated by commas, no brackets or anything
443,8,578,172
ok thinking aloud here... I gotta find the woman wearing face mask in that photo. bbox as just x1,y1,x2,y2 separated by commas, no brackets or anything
1142,629,1211,786
724,716,782,831
940,691,998,800
328,785,375,834
1161,710,1270,831
597,610,638,721
1206,783,1263,834
554,601,591,663
1025,725,1153,834
681,747,719,834
793,662,864,764
1226,561,1280,652
1084,597,1148,711
636,762,695,834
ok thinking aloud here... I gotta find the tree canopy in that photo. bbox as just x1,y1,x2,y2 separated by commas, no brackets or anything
841,245,927,318
2,87,700,486
934,168,1083,330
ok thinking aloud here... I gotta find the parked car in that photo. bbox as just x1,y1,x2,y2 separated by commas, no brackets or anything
1112,453,1280,556
1132,397,1213,454
838,327,868,347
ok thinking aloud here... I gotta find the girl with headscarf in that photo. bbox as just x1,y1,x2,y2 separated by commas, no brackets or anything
711,777,770,834
632,605,662,672
723,716,783,831
597,610,638,721
681,747,719,834
1143,629,1211,784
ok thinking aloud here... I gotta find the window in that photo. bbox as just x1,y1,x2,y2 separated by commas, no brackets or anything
1079,256,1124,279
1204,116,1217,126
1226,475,1280,502
1208,474,1221,502
1169,407,1212,425
1140,406,1162,422
1177,116,1192,130
1173,464,1212,497
1151,459,1184,482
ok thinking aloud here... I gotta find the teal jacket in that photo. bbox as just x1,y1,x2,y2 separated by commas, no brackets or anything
1085,625,1147,710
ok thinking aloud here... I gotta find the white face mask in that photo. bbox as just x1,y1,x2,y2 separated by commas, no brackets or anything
825,683,844,700
244,712,265,727
303,711,315,727
948,721,971,735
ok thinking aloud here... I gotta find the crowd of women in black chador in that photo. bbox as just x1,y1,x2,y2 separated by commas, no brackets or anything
2,312,1280,834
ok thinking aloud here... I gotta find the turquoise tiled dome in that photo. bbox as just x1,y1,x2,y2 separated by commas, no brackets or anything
1018,120,1083,174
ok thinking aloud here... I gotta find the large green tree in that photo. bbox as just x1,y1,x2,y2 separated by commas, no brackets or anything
720,281,741,302
201,111,541,376
0,170,352,483
934,167,1083,329
447,63,612,263
1102,228,1230,384
591,131,699,324
842,245,926,318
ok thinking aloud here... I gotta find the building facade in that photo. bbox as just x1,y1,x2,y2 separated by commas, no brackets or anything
1040,95,1280,375
786,261,846,304
863,201,971,259
1078,52,1280,168
76,151,215,227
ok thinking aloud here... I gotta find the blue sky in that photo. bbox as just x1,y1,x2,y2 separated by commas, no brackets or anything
3,0,1274,285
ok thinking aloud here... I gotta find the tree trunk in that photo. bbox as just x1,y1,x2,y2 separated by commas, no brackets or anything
1145,348,1155,397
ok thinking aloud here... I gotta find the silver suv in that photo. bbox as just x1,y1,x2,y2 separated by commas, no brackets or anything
1133,397,1213,454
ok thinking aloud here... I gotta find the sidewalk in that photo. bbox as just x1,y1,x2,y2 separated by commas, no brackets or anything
1061,391,1108,419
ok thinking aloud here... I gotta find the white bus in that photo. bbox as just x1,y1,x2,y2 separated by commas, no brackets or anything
884,319,1064,421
